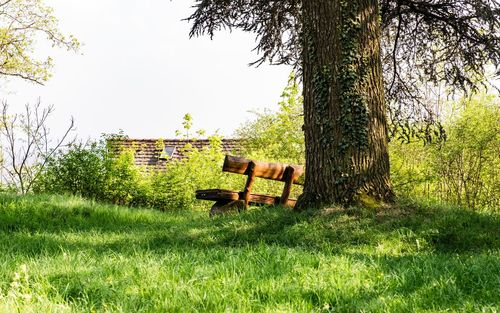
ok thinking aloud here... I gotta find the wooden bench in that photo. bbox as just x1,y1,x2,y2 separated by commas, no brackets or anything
196,155,304,216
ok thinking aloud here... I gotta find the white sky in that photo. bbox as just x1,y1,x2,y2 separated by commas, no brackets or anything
1,0,292,140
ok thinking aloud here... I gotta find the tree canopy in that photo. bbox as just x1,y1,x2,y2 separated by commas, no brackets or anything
0,0,79,84
188,0,500,141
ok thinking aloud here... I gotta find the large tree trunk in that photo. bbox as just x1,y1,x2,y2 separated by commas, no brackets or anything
296,0,393,209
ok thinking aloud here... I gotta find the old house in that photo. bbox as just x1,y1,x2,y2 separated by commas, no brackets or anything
107,138,241,170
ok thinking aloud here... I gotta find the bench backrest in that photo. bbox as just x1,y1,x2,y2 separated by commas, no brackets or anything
223,155,304,185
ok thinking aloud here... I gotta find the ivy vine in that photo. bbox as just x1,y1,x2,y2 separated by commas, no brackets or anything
304,2,370,155
304,26,334,151
303,2,371,200
338,0,369,153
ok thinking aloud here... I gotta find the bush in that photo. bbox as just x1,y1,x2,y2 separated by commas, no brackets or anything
104,148,149,206
234,73,304,199
432,94,499,209
34,133,241,211
34,138,148,207
33,142,108,200
391,93,499,210
34,76,307,210
156,136,243,210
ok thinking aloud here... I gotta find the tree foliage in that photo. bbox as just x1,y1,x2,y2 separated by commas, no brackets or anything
235,73,304,164
0,0,79,84
381,0,500,141
187,0,500,141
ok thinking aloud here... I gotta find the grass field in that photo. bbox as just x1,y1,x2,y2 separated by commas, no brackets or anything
0,193,498,312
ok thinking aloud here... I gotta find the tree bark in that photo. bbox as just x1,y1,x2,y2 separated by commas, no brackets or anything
296,0,393,209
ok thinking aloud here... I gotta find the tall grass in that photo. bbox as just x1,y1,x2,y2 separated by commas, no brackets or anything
0,193,498,312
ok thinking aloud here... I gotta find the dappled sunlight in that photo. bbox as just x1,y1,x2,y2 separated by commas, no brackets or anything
1,194,498,255
0,194,498,311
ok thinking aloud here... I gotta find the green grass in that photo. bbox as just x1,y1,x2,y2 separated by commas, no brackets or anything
0,193,498,312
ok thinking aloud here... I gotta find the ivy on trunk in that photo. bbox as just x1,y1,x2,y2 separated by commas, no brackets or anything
297,0,392,208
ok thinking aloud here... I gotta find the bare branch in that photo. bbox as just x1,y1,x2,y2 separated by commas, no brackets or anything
0,99,75,193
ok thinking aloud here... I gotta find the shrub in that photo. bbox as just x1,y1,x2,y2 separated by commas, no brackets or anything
33,76,307,210
104,148,148,206
234,73,304,199
432,94,499,209
390,93,499,210
155,136,238,210
0,100,75,194
34,132,241,211
33,142,108,200
34,138,145,207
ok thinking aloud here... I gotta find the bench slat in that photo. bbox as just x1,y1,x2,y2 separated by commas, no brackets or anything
223,155,304,185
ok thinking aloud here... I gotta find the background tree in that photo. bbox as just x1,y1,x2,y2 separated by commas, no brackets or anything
188,0,500,208
236,73,304,165
0,100,74,193
0,0,79,84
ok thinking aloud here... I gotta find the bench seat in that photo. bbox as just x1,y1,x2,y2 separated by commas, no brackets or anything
196,189,297,207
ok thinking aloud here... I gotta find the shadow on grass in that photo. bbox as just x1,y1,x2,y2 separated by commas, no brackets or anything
1,194,498,311
1,193,498,258
195,202,500,254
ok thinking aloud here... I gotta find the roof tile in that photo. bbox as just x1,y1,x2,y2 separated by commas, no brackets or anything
107,138,241,169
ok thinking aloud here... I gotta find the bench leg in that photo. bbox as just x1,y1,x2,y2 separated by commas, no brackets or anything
209,200,245,217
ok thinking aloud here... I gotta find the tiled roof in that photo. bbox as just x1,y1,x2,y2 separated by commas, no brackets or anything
107,138,241,169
